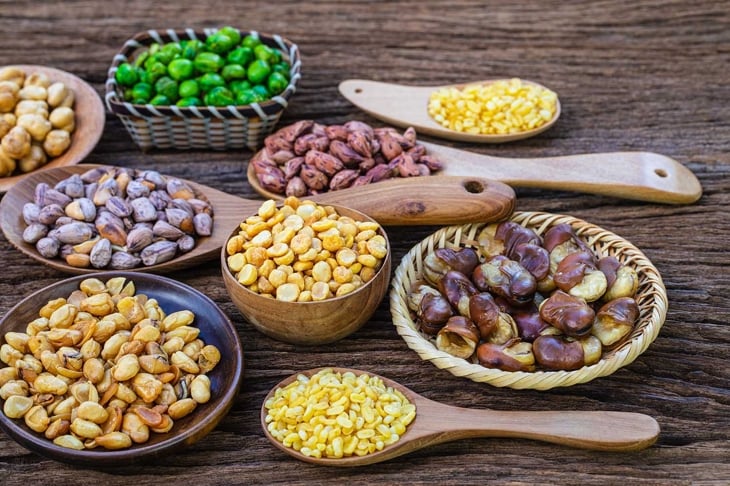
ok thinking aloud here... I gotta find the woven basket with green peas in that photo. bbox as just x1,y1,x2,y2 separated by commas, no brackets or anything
105,27,301,150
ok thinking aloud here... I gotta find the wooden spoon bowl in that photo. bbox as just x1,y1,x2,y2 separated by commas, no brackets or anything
0,271,243,466
0,65,105,194
221,204,391,345
261,367,660,467
0,164,515,274
338,78,561,143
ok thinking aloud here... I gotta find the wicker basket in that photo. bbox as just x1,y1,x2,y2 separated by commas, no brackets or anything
390,211,668,390
105,28,301,151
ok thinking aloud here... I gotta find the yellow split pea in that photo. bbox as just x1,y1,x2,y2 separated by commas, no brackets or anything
264,368,416,459
427,78,558,135
226,197,387,302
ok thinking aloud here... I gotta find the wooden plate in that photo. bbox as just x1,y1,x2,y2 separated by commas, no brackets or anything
0,65,105,193
0,271,244,466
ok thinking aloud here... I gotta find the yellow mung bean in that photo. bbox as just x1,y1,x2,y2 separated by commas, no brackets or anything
427,78,558,135
264,368,416,459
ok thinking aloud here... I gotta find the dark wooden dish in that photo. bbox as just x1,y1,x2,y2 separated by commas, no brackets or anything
0,272,244,466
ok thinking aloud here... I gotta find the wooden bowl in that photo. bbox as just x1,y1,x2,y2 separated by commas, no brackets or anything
389,212,668,390
0,272,244,466
0,65,105,194
221,205,391,345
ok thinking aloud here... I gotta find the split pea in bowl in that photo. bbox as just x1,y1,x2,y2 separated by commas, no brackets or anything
221,198,391,345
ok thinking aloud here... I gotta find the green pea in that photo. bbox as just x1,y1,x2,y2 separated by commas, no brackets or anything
198,73,226,92
246,59,271,84
221,64,247,81
271,61,291,79
235,88,259,105
150,94,171,106
130,82,153,103
194,52,225,73
176,97,202,107
144,54,160,71
178,79,200,99
269,49,283,65
204,86,235,106
253,44,276,64
168,58,194,81
123,88,134,101
267,72,288,95
154,76,179,102
133,51,150,69
206,32,235,54
182,39,205,60
156,43,182,65
145,61,168,85
115,63,138,87
148,43,161,56
252,84,270,99
229,79,252,95
219,26,242,46
226,46,254,66
241,34,261,49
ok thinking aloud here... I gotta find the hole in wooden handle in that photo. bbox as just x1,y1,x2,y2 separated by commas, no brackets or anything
654,168,668,178
463,180,485,194
354,88,363,94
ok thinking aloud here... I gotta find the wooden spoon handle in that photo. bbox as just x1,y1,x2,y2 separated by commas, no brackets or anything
414,398,660,452
308,176,515,225
425,142,702,204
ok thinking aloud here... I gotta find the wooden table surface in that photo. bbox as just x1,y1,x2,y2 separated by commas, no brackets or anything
1,1,728,484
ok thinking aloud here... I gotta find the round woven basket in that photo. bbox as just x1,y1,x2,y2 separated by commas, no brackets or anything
389,211,668,390
105,28,301,151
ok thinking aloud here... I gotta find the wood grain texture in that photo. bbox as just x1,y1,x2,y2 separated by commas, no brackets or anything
0,0,729,484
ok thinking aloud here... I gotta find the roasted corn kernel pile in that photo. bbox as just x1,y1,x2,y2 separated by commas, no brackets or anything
264,368,416,459
226,197,387,302
0,277,220,451
427,78,558,135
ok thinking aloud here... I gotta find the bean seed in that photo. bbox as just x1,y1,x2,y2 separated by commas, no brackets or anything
53,434,84,450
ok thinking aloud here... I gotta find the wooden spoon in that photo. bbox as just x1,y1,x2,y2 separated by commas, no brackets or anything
261,367,661,467
248,139,702,205
0,65,106,194
338,78,561,143
0,164,514,274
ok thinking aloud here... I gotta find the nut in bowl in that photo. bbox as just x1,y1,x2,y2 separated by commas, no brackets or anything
221,197,391,345
389,212,667,390
0,65,105,194
105,27,301,151
0,272,243,465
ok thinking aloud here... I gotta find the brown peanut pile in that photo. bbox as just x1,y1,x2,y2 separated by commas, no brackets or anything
251,120,443,197
0,277,221,451
226,197,387,302
0,66,76,177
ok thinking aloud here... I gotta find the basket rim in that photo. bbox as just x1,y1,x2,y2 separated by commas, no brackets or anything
104,27,301,120
389,210,668,390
